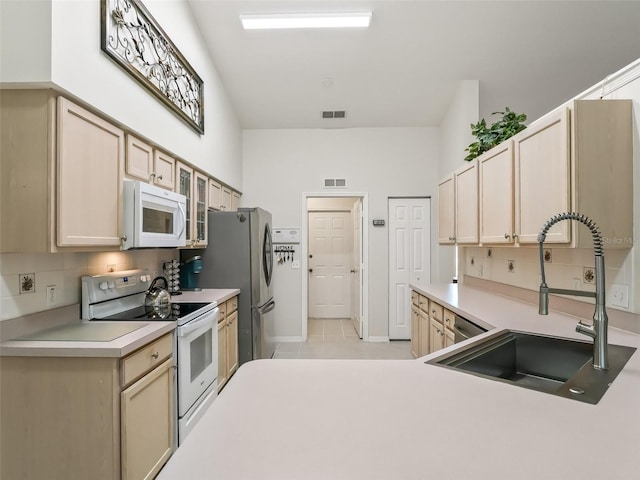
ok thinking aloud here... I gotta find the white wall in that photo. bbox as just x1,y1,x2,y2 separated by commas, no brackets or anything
436,80,480,283
0,1,52,84
1,0,241,188
242,128,439,339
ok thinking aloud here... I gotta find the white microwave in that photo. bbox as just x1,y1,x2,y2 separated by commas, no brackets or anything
122,181,187,249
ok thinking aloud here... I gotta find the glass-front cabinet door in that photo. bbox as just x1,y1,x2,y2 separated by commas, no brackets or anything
195,172,208,246
177,162,193,244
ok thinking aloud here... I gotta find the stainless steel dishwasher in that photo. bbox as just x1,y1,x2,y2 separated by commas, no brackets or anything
453,315,487,343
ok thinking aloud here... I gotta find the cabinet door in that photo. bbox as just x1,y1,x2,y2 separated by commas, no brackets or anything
514,108,570,244
194,172,208,246
176,162,193,243
231,191,241,212
153,150,176,190
454,161,479,244
217,319,228,390
419,310,430,356
125,134,153,182
410,306,420,358
444,328,455,348
227,310,239,376
121,358,174,480
57,97,124,247
208,179,222,210
221,186,232,211
479,142,515,244
430,318,444,353
438,175,455,244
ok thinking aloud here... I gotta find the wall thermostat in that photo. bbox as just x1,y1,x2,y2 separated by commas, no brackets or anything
372,219,385,226
273,228,300,244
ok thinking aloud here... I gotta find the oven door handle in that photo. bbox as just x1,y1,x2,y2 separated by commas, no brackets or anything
177,308,219,337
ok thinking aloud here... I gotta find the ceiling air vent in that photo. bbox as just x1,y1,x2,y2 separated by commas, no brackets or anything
324,178,348,189
322,110,346,119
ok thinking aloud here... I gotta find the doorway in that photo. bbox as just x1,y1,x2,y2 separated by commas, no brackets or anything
302,193,368,341
388,197,431,340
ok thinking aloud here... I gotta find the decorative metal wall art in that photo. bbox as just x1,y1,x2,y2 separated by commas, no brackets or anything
101,0,204,134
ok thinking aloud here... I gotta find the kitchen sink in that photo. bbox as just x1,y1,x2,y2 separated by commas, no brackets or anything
428,330,636,404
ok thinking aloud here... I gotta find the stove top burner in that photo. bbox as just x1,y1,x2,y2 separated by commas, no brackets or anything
96,302,212,322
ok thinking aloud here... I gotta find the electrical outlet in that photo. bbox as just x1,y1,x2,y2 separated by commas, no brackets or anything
583,267,595,285
19,273,35,294
46,285,57,306
291,260,300,269
610,284,629,308
507,260,515,273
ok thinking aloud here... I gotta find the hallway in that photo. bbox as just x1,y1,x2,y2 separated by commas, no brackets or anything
273,318,413,360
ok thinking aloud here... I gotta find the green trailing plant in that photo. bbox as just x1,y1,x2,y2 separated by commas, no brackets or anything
464,107,527,161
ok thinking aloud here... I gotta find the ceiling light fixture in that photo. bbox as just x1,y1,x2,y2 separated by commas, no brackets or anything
240,12,372,30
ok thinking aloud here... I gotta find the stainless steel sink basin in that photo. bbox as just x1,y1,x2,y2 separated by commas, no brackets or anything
428,330,636,404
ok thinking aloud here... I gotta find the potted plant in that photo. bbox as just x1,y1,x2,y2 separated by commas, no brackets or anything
464,107,527,161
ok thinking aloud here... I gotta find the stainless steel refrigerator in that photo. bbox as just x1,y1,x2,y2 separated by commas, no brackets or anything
194,207,275,365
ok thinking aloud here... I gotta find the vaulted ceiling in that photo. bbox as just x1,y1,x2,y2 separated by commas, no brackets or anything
187,1,640,129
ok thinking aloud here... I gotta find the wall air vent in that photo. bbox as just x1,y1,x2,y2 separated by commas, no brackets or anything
324,178,348,189
322,110,346,119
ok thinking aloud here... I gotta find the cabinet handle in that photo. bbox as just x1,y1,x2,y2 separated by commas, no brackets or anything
157,174,163,181
504,233,511,240
512,233,518,239
120,234,128,242
151,351,159,360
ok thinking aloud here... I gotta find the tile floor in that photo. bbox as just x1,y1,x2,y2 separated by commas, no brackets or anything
272,318,414,360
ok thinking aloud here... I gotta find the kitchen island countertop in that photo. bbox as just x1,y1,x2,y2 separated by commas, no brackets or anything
157,283,640,480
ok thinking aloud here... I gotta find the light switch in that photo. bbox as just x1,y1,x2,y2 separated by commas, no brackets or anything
291,260,300,269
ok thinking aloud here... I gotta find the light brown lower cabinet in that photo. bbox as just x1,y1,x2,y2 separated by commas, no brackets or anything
217,296,239,392
0,333,174,480
411,290,456,356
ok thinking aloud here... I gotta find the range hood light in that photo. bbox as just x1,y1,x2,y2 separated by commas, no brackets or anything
240,12,372,30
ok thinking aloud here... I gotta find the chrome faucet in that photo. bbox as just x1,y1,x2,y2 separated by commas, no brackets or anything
537,212,608,370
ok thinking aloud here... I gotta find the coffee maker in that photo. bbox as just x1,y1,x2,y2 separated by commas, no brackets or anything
180,256,202,291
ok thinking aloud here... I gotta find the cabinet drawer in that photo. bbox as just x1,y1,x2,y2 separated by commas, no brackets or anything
121,333,173,387
411,291,419,307
218,301,227,321
418,295,429,313
227,295,238,313
429,302,443,322
443,309,455,330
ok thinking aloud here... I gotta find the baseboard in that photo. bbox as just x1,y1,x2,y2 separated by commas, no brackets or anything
367,336,390,343
272,336,304,343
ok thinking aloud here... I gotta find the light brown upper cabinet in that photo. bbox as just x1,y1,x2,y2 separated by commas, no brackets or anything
221,185,233,211
438,160,479,245
2,91,125,252
231,191,241,211
479,141,516,244
437,175,455,244
125,135,176,190
478,100,632,248
208,178,223,210
176,161,208,248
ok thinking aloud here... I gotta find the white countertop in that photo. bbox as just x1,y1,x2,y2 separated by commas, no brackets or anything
0,289,239,358
157,284,640,480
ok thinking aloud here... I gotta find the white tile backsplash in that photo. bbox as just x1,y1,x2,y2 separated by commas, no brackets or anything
0,249,178,321
461,245,635,312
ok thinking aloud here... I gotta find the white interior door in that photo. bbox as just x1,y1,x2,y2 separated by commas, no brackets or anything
388,198,431,339
350,200,363,337
308,211,352,318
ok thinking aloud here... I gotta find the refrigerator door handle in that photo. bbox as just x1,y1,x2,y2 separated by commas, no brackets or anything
259,300,276,315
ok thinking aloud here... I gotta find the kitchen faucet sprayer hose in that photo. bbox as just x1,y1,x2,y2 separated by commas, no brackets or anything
537,212,603,255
